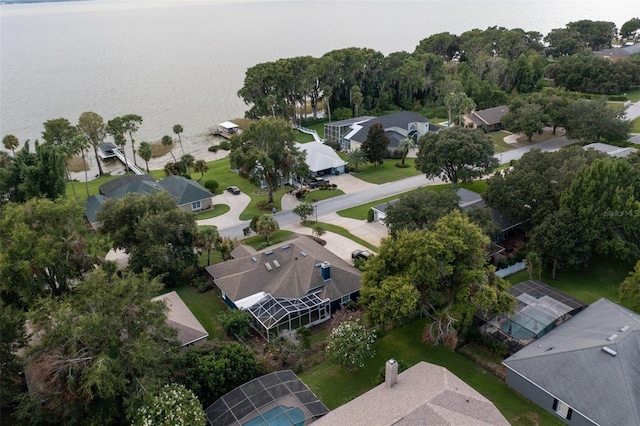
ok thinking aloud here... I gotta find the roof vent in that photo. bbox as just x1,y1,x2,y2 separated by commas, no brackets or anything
602,346,617,357
300,251,307,257
251,256,258,262
281,245,290,250
264,250,273,256
264,263,273,271
607,334,618,341
273,260,281,268
620,325,630,332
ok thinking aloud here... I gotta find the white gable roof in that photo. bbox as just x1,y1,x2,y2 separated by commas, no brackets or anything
296,141,347,172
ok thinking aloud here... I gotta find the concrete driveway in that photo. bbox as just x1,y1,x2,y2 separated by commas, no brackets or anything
197,190,251,229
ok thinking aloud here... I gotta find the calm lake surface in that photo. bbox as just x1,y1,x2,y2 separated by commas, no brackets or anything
1,0,638,145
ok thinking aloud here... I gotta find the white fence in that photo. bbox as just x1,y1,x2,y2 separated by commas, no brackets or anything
495,260,527,277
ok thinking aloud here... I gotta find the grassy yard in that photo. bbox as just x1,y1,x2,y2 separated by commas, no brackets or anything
632,117,640,133
195,204,230,220
302,221,379,253
337,180,488,220
299,318,561,426
295,120,327,143
506,256,632,305
158,284,229,341
242,230,294,249
346,157,422,184
488,131,515,153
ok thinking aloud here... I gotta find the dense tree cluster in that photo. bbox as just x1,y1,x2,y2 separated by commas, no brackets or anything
360,211,515,338
486,149,640,278
239,19,640,124
229,118,309,203
97,191,199,287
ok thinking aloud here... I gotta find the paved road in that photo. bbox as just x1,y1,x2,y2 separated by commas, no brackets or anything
625,100,640,121
217,135,577,239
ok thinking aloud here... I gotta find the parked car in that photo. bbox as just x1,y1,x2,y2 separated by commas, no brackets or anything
306,177,329,189
226,186,241,195
351,249,374,263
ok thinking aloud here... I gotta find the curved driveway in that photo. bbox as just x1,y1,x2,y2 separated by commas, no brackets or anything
212,135,576,240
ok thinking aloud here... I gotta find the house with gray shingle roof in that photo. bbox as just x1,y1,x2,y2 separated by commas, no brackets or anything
345,111,440,152
503,298,640,426
85,175,213,229
583,142,638,158
205,235,361,340
463,105,509,131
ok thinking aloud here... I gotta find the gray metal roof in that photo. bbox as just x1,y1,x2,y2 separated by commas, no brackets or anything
466,105,509,126
503,298,640,426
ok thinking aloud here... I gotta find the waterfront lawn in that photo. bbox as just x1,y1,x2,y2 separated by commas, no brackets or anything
299,318,561,426
66,174,119,200
506,256,631,305
296,121,327,143
348,158,422,184
337,181,488,220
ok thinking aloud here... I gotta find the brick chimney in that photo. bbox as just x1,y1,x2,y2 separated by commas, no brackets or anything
385,359,398,388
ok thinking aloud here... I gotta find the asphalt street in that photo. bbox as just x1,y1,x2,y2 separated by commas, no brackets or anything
218,135,577,239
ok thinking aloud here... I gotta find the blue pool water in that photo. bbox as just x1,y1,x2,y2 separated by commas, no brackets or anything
243,405,305,426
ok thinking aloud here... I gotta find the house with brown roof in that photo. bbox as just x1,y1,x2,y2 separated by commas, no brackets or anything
463,105,509,131
205,235,362,340
314,360,510,425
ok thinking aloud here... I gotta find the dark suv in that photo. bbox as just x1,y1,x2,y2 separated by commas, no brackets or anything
226,186,241,195
306,177,329,189
351,249,373,263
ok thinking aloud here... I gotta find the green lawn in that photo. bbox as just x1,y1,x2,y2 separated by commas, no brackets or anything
295,120,327,143
347,158,422,184
66,174,120,200
301,221,379,253
242,230,294,249
632,117,640,133
488,131,515,153
299,318,561,426
507,256,632,305
195,204,230,220
160,284,229,341
337,181,488,220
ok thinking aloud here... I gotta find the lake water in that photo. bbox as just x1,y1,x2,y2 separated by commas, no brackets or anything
1,0,638,147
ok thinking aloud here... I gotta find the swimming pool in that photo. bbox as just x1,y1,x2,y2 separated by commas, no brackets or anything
243,405,305,426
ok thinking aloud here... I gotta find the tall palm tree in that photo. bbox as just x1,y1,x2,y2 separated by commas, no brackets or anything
72,134,91,197
107,117,129,173
351,85,363,117
181,154,195,176
193,159,209,182
77,111,106,176
196,226,220,266
347,147,367,173
122,114,143,166
2,134,19,156
61,136,83,198
173,124,185,155
161,135,176,162
138,141,152,173
398,138,414,166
